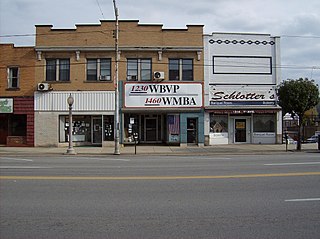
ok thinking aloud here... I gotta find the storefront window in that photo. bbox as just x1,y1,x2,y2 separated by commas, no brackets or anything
168,114,180,143
253,114,275,132
124,114,139,142
59,115,91,143
9,115,26,136
103,116,114,141
210,114,228,133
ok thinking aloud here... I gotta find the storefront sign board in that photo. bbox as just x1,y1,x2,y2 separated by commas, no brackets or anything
209,85,276,106
125,83,203,108
0,98,13,113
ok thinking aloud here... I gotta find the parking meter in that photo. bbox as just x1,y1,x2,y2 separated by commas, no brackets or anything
133,132,138,154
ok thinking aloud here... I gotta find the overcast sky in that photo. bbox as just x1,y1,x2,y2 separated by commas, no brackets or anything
1,0,319,85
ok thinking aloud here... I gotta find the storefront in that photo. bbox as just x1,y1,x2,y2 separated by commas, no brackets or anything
34,91,115,147
122,82,204,146
205,85,282,145
0,97,34,146
58,114,114,145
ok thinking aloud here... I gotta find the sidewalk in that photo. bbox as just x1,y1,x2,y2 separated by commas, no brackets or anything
0,143,319,156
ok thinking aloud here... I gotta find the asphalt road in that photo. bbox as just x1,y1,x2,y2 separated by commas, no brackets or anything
1,153,320,239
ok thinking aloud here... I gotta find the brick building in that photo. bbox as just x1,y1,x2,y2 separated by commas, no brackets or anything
0,44,35,146
34,20,204,147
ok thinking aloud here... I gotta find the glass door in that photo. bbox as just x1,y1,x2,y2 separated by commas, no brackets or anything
235,119,246,143
92,117,102,144
187,118,198,144
145,117,157,142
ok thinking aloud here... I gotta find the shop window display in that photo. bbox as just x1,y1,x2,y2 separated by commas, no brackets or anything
60,116,91,143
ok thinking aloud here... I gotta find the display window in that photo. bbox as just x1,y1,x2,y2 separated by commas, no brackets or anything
59,115,91,143
253,114,275,132
210,114,228,133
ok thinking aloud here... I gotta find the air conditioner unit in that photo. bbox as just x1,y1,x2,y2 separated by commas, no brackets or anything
99,75,111,81
127,75,137,81
37,83,50,91
153,71,164,80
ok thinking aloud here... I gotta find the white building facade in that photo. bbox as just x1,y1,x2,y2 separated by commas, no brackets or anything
204,33,282,145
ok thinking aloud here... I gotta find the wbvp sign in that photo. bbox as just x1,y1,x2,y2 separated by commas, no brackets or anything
124,83,203,108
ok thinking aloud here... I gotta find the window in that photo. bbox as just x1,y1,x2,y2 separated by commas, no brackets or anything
127,58,152,81
46,59,70,82
86,58,111,81
253,114,275,132
8,67,19,88
169,59,193,81
59,115,91,143
210,114,228,133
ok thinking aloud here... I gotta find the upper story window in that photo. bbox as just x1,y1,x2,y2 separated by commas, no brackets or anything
7,67,19,88
169,59,193,81
46,59,70,82
127,58,152,81
87,58,111,81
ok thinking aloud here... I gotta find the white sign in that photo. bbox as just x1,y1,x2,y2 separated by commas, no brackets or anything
209,85,276,106
125,83,203,108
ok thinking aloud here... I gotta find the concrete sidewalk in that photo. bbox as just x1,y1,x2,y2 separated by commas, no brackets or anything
0,143,319,156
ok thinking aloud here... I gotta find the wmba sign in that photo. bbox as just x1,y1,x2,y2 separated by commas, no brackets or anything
125,83,202,108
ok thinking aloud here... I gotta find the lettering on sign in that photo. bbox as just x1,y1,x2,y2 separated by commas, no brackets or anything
125,83,202,108
209,85,276,106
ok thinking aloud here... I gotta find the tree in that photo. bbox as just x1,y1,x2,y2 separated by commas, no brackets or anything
277,78,319,150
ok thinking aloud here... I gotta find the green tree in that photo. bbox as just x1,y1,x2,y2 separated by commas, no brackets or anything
277,78,319,150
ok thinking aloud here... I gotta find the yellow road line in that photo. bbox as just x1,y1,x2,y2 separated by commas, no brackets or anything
1,172,320,181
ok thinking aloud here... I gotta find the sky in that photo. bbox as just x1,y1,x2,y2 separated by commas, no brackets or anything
1,0,320,86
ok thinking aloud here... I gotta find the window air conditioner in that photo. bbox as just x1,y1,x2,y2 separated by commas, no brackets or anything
37,83,50,91
153,71,165,80
127,75,137,81
99,75,111,81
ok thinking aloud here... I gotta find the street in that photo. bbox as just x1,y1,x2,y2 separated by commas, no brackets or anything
1,153,320,239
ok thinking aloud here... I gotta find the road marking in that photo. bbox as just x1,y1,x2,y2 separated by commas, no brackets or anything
0,157,33,162
264,162,320,166
285,198,320,202
0,166,51,169
0,172,319,181
96,158,130,162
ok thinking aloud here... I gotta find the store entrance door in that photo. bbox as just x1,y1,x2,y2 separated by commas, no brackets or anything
235,119,247,143
145,117,157,142
92,117,102,145
187,118,198,144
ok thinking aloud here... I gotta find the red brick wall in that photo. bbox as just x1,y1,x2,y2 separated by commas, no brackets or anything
13,97,34,146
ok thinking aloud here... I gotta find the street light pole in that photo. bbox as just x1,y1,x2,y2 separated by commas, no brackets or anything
113,0,120,155
66,94,76,155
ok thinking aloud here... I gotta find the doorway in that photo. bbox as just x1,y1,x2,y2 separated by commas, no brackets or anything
235,119,247,142
0,115,8,145
92,117,102,144
187,118,198,144
145,117,157,142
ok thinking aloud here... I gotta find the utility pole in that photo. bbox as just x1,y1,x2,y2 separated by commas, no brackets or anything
113,0,120,155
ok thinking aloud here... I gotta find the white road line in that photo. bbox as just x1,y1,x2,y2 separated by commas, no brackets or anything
264,162,320,166
285,198,320,202
0,166,51,169
0,157,33,162
97,158,131,162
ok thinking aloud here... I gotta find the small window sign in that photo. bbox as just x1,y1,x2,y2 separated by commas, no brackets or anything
0,99,13,113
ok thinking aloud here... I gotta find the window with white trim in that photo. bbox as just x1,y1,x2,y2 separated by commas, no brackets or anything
46,59,70,82
7,67,19,88
126,58,152,81
87,58,111,81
